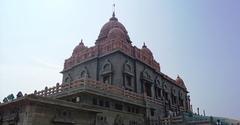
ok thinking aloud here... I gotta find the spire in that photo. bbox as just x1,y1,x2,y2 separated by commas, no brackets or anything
142,42,147,48
110,3,118,21
79,39,84,46
80,39,83,43
112,3,115,17
112,11,115,18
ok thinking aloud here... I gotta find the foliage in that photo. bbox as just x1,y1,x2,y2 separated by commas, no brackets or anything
7,94,14,101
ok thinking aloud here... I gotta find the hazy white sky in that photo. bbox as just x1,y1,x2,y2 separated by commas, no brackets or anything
0,0,240,120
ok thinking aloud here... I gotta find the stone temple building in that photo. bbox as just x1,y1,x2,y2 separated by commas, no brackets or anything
0,12,196,125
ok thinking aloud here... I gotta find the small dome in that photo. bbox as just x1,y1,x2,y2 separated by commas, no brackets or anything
97,13,131,43
176,75,186,89
73,40,87,55
107,27,126,40
142,42,152,55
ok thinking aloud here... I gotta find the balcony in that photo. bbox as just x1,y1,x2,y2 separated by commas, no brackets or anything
33,78,164,107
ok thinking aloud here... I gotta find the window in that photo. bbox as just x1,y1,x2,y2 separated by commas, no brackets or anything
103,64,110,71
80,71,86,78
126,64,131,72
127,106,131,112
64,77,70,83
180,98,184,106
63,111,67,116
171,94,177,105
145,84,152,97
163,91,168,100
93,98,97,105
71,97,77,103
126,75,132,86
105,101,110,107
151,109,155,116
136,108,139,114
155,87,162,98
101,60,112,84
103,75,110,84
131,107,135,113
115,103,123,110
99,100,104,106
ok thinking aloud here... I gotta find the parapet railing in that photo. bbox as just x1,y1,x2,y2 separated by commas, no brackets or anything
160,115,212,125
160,116,183,125
64,40,160,72
33,78,164,105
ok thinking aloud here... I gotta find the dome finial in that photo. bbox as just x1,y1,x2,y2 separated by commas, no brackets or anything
143,42,147,48
112,3,116,17
79,39,84,46
110,3,118,21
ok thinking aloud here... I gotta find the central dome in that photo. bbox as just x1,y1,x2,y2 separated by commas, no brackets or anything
97,12,131,43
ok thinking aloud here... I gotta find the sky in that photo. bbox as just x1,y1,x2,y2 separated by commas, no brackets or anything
0,0,240,120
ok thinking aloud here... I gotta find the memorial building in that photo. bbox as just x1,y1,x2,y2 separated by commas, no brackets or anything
0,12,193,125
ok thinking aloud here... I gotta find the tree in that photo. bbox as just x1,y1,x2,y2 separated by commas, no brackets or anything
7,94,14,101
3,97,8,103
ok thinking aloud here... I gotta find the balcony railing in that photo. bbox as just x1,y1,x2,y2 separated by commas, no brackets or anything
33,78,165,106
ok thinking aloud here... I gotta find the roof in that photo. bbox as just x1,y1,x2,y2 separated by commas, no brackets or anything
97,12,131,43
0,94,100,113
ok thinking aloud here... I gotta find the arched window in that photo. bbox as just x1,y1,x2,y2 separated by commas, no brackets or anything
103,64,110,71
171,88,177,105
123,60,134,91
155,79,162,99
79,66,89,79
65,77,70,83
80,71,86,78
101,60,113,84
103,75,110,84
125,64,131,72
64,73,72,84
163,84,169,100
141,68,153,97
179,91,184,107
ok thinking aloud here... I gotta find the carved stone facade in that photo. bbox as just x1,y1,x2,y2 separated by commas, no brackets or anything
0,12,191,125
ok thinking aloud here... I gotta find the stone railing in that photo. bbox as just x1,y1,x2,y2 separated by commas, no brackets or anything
34,83,63,96
145,96,164,105
160,116,183,125
33,78,165,106
160,115,213,125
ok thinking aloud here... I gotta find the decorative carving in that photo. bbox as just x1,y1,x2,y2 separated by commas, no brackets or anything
155,77,162,88
171,88,177,96
141,68,153,83
123,60,133,75
79,66,89,78
101,60,112,75
179,91,184,99
64,73,73,83
17,91,23,98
